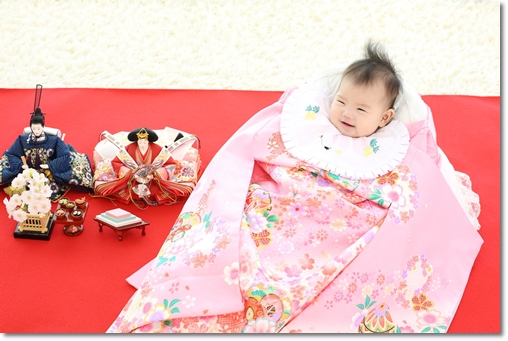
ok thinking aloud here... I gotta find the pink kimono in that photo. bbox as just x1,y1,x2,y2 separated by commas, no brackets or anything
107,81,482,333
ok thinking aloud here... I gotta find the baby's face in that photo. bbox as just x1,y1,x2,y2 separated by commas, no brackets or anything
329,78,394,138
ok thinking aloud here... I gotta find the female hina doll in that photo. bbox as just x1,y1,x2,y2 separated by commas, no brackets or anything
93,127,195,208
107,44,482,333
0,103,94,201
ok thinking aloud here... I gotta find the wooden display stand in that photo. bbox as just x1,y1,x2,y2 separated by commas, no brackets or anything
13,212,55,241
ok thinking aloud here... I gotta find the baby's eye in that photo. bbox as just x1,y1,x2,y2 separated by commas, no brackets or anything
337,100,345,105
357,108,366,112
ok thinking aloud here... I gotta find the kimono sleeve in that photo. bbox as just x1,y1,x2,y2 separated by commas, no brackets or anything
47,136,71,176
4,135,25,173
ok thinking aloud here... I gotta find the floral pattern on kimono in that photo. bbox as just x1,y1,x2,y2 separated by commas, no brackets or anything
106,83,482,334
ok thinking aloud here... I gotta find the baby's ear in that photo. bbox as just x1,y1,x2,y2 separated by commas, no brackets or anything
379,109,395,127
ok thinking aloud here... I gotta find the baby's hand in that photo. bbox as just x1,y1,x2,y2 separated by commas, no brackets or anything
21,164,28,170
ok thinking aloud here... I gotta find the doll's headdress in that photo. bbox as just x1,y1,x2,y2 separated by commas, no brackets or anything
136,128,149,140
127,127,158,142
29,84,45,127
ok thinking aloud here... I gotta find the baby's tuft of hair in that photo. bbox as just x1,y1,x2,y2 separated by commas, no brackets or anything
342,41,401,109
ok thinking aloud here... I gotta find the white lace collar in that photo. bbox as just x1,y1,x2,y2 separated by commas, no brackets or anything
280,83,410,180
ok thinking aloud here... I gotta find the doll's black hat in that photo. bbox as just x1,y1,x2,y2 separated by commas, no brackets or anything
30,84,45,126
127,127,158,142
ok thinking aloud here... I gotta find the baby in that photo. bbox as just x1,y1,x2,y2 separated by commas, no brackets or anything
330,42,401,138
107,41,482,334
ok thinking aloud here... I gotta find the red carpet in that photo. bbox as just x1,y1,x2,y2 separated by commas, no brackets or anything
0,89,499,333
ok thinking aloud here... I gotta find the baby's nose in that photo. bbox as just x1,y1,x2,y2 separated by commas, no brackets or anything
342,109,353,118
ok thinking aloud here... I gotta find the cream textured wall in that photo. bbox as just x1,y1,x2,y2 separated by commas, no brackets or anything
0,0,500,95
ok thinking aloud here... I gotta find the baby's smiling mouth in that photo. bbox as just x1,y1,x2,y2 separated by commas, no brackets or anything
341,121,354,128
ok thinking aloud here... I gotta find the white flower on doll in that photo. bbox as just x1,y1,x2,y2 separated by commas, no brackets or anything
3,168,52,222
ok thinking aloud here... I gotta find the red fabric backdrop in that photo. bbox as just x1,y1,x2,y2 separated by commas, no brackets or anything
0,89,499,333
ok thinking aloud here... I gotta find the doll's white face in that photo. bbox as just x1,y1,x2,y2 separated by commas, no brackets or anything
329,77,394,138
31,123,44,137
137,138,149,152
